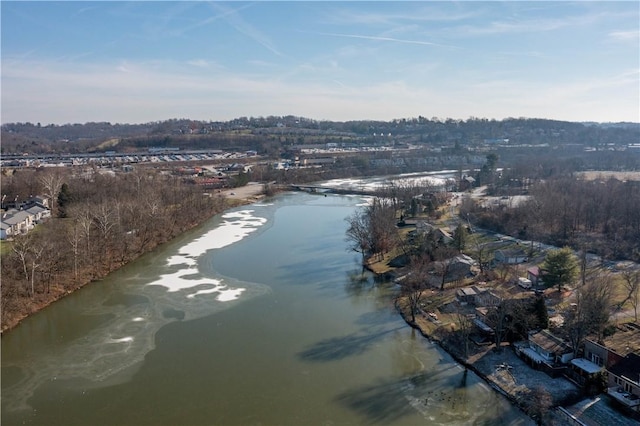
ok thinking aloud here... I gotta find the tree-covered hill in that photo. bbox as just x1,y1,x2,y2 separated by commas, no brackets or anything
2,116,638,155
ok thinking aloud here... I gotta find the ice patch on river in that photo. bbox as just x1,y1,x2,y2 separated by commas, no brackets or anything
148,209,266,299
320,170,455,193
2,208,269,413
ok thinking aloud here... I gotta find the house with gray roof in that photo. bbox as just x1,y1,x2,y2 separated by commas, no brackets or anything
494,248,528,264
1,210,34,238
607,353,640,413
25,205,51,223
0,203,50,240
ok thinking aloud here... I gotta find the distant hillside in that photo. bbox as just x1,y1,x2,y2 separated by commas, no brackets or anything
2,116,639,155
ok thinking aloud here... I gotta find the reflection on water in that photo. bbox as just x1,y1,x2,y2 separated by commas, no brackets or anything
2,190,532,425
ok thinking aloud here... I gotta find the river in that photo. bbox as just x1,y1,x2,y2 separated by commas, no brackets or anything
1,189,532,425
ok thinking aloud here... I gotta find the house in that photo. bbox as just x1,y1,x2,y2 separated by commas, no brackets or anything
0,200,52,240
456,284,501,307
583,322,640,369
456,286,477,304
527,266,544,287
474,289,502,307
494,248,528,264
569,324,640,413
1,209,34,239
25,205,51,223
0,221,13,240
458,175,475,191
429,254,475,286
415,222,453,244
26,195,49,209
566,357,604,389
607,353,640,413
435,228,453,244
415,221,436,234
473,307,494,335
516,329,574,377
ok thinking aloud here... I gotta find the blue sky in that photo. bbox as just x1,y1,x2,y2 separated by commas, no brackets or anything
2,1,639,124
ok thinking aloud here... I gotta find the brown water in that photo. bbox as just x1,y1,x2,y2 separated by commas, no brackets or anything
1,192,532,425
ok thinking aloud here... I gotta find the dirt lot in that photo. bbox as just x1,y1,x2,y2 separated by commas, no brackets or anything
219,182,265,201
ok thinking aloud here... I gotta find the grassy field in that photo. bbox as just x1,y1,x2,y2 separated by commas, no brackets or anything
0,240,12,256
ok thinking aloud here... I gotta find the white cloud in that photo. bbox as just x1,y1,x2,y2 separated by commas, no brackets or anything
325,6,478,26
187,59,213,68
608,29,640,42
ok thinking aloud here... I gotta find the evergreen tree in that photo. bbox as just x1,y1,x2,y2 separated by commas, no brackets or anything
532,295,549,329
542,247,578,293
452,224,468,252
57,183,71,218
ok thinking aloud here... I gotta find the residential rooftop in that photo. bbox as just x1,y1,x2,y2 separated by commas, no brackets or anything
600,322,640,357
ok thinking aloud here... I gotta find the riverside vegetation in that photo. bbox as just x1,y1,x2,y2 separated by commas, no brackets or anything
0,168,237,332
345,172,639,424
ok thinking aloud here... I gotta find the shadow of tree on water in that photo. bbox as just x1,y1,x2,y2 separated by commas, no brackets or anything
335,377,416,424
335,366,521,425
334,367,459,424
352,310,394,328
297,326,403,362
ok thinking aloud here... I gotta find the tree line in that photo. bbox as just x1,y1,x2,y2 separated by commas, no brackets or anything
463,175,640,261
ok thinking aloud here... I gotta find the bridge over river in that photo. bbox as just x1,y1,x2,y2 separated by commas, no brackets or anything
289,183,378,196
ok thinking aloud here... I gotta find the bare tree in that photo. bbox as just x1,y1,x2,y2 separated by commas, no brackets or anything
93,202,115,269
10,234,44,297
620,268,640,322
67,220,82,280
345,209,371,267
436,255,456,291
489,298,509,352
455,311,473,359
565,272,613,356
494,262,515,283
398,255,431,323
367,198,398,260
469,233,489,275
37,234,63,294
39,170,65,215
28,243,45,297
522,386,553,425
71,204,95,266
11,234,32,290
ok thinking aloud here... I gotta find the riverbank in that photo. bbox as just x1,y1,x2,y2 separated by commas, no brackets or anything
394,296,581,424
218,182,267,202
0,184,267,334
